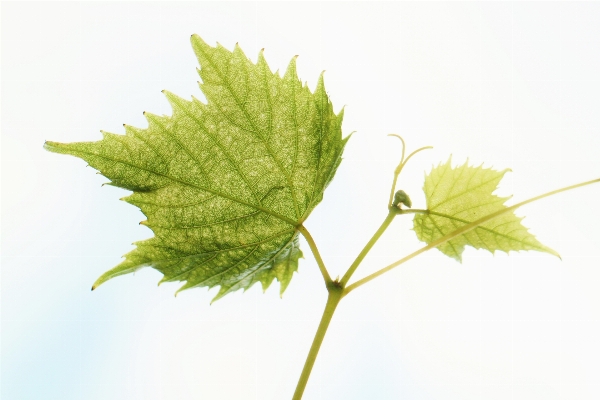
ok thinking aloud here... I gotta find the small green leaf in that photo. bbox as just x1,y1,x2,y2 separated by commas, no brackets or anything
45,35,348,300
413,157,559,261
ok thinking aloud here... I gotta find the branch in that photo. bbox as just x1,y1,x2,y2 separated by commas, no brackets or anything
339,211,397,286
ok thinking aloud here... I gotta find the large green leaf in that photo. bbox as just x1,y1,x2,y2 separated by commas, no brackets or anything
45,35,348,301
413,157,559,261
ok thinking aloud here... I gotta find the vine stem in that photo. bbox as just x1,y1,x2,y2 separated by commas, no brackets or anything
292,285,343,400
292,211,398,398
340,210,397,286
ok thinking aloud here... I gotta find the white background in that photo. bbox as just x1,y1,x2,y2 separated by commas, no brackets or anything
3,2,600,399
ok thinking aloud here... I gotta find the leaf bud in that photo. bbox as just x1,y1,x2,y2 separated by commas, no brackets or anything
393,190,412,209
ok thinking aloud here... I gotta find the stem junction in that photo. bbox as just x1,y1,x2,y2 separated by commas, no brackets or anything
291,132,599,399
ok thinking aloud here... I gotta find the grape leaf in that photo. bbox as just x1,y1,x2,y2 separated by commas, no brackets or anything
413,157,559,261
44,35,348,301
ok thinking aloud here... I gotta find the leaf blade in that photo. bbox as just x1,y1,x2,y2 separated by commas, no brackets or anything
46,37,347,300
414,158,559,261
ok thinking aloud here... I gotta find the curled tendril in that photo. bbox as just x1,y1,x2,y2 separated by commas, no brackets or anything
387,134,433,208
387,134,406,166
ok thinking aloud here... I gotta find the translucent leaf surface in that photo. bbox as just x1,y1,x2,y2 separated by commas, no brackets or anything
413,158,559,261
45,35,348,300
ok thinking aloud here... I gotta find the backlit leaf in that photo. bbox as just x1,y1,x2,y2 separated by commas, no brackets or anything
413,157,559,261
45,35,348,301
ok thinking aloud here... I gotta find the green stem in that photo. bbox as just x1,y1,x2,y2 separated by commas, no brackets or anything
298,224,333,284
292,285,343,400
340,210,397,286
293,210,398,398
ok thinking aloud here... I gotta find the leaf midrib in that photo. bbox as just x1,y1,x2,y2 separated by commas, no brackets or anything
197,44,302,219
47,143,298,226
422,211,548,251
